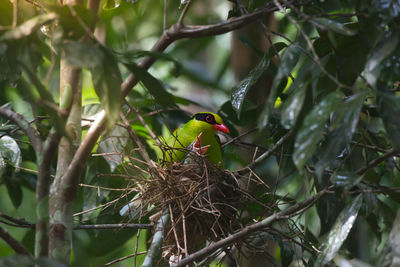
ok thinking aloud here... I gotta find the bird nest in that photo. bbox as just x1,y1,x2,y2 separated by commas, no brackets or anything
127,152,241,258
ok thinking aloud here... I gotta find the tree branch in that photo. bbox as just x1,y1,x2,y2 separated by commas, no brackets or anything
173,188,329,266
35,130,61,257
0,107,43,154
142,210,170,267
0,226,32,256
235,130,294,176
356,149,398,175
120,113,151,163
0,213,153,230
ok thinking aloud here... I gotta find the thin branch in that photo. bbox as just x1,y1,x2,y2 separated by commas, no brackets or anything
0,226,32,256
163,0,168,30
120,112,152,163
356,149,398,175
0,107,43,154
222,128,258,147
235,130,294,176
12,0,18,28
273,0,349,90
351,141,397,155
174,188,329,266
0,214,153,230
74,223,153,230
126,102,161,147
169,4,281,40
177,0,193,26
142,210,170,267
103,251,147,267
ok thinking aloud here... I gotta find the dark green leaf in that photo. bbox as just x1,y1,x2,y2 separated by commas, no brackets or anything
280,84,307,129
86,211,138,256
231,54,270,117
330,172,360,189
49,5,95,39
281,56,328,129
280,240,294,267
293,91,343,169
19,63,67,136
314,18,357,36
60,41,103,68
82,157,112,221
316,194,362,265
364,31,400,86
376,91,400,150
91,48,122,127
125,62,176,108
315,93,365,176
0,42,21,86
0,13,57,41
5,175,23,208
258,45,301,130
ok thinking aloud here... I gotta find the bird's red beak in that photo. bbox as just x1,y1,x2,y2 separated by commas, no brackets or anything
213,123,230,134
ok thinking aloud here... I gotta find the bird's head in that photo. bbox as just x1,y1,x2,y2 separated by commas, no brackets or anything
191,112,230,134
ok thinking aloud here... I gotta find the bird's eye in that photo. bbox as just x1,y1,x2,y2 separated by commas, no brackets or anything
205,115,213,123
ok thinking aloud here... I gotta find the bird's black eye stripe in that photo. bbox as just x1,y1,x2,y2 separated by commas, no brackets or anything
192,113,217,124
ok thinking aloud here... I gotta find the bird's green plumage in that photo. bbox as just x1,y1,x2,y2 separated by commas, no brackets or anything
120,112,228,218
162,112,226,167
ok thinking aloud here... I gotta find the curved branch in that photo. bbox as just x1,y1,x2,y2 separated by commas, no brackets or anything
356,149,398,175
174,188,329,267
0,107,43,154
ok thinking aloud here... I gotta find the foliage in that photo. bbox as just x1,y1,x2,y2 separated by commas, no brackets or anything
0,0,399,266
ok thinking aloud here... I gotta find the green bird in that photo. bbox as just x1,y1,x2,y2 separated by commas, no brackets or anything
161,112,230,167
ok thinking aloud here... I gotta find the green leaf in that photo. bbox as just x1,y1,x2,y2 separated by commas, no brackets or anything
316,194,362,265
60,41,103,68
0,135,23,208
86,211,138,256
91,48,122,127
293,91,343,169
376,90,400,150
364,31,400,86
5,175,22,208
49,5,95,39
97,125,129,172
315,92,365,176
125,62,176,108
280,84,307,129
330,172,360,189
281,56,329,129
0,135,22,168
258,45,301,130
19,63,67,136
314,18,357,36
231,54,270,117
82,157,112,221
0,13,57,41
103,0,121,10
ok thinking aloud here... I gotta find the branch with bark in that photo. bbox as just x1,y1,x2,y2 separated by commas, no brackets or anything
173,188,330,266
0,226,32,256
